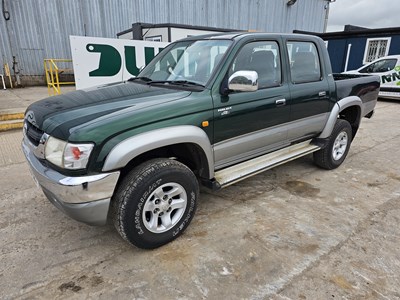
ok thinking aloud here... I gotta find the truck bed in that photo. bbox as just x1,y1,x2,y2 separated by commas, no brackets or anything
333,73,380,116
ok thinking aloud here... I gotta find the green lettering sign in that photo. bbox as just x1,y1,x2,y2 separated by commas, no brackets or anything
87,43,162,77
87,44,122,76
382,74,392,84
124,46,140,76
392,71,400,81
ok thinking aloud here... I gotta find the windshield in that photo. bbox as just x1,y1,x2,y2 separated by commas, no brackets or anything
138,39,232,86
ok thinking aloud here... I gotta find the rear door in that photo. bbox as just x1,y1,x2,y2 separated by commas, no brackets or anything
285,40,331,142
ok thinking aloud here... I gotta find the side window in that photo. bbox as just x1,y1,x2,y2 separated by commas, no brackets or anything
359,59,397,74
229,41,281,89
287,41,321,84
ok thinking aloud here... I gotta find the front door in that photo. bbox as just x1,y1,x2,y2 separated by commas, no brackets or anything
212,40,291,169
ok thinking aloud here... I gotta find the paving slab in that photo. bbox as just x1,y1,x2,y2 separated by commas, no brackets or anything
0,130,24,166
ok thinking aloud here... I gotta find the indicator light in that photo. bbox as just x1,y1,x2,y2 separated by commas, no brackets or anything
202,121,209,127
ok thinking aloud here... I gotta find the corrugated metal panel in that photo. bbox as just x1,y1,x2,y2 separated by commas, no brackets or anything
0,0,329,79
0,1,14,74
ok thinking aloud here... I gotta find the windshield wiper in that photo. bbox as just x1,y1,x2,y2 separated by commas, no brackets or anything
147,80,205,88
128,76,153,82
170,80,205,87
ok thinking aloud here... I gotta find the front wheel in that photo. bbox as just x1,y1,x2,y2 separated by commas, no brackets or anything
313,119,353,170
111,158,199,249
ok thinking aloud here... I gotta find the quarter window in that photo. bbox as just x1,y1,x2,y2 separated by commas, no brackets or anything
363,38,391,64
287,41,321,84
229,41,281,89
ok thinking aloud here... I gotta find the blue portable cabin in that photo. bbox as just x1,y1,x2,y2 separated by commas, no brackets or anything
295,25,400,73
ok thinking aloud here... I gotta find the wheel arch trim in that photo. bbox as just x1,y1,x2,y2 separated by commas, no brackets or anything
318,96,362,139
102,125,214,178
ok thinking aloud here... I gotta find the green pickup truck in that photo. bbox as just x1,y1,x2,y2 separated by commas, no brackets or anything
22,32,380,249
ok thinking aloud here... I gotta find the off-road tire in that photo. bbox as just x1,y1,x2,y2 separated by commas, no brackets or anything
111,158,199,249
313,119,353,170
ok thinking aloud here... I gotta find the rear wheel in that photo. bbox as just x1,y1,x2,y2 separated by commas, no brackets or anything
313,119,352,170
111,158,199,249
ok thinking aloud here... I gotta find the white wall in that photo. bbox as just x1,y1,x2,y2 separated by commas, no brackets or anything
118,32,133,40
142,28,169,42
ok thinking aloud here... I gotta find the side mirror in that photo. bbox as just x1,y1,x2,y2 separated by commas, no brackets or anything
228,71,258,92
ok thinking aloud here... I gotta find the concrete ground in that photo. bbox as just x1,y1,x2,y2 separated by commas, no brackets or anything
1,99,400,299
0,86,75,113
0,86,76,132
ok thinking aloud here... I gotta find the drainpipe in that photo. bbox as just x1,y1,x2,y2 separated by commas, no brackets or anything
323,2,330,33
344,44,352,72
324,0,337,33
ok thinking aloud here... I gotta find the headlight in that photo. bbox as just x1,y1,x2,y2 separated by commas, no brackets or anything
44,136,94,170
45,136,66,167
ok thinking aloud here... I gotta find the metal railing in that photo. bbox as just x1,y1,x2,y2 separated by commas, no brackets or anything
44,59,75,95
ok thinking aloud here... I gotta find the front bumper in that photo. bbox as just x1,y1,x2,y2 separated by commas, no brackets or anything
22,135,120,226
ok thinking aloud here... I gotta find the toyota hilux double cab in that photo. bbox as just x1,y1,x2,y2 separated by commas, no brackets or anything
22,33,380,249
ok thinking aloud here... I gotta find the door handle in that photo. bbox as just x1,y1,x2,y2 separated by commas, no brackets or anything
275,99,286,106
319,91,327,97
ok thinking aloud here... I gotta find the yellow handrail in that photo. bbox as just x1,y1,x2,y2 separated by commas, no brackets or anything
44,59,75,95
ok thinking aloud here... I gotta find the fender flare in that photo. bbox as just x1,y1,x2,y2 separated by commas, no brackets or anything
102,125,214,178
318,96,363,139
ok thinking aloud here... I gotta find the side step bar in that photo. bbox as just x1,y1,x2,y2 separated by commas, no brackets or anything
214,140,320,188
